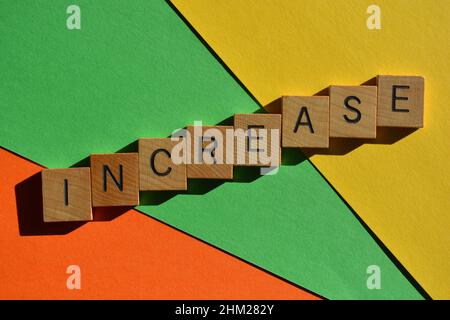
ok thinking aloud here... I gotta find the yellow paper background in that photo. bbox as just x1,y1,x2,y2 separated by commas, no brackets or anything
172,0,450,298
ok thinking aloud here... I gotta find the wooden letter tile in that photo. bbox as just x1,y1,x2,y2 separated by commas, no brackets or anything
329,86,377,138
91,153,139,207
282,96,329,148
42,168,92,222
377,75,424,127
187,126,233,179
234,114,281,166
139,138,187,190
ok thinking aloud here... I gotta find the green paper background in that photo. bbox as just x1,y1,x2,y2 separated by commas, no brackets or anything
138,161,421,299
0,0,421,299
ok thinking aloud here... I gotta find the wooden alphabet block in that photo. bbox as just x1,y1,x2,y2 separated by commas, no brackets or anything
234,114,281,166
377,75,424,127
329,86,377,138
91,153,139,207
139,138,187,190
282,96,329,148
42,168,93,222
187,126,233,179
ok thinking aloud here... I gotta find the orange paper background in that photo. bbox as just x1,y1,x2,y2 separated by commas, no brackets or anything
0,147,319,299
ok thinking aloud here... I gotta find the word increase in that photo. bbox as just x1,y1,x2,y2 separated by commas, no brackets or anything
41,75,424,222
